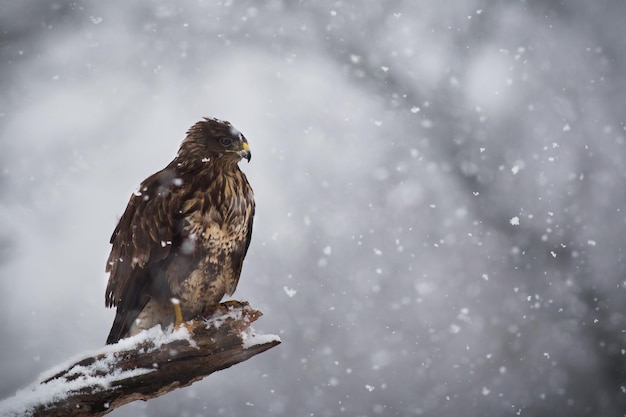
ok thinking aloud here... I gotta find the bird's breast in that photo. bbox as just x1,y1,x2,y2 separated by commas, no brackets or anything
182,185,251,256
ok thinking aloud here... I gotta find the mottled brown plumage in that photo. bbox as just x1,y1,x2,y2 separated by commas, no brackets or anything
105,118,254,344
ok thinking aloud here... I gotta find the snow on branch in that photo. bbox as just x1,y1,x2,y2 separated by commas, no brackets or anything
0,302,280,417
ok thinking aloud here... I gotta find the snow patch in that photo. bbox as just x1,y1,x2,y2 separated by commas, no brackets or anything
241,331,281,350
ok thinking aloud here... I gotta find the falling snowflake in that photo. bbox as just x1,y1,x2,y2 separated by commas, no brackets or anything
283,286,297,298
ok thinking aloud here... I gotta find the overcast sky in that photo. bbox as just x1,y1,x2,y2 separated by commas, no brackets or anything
1,1,625,416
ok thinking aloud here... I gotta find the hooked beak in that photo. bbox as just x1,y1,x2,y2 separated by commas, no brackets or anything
239,142,251,162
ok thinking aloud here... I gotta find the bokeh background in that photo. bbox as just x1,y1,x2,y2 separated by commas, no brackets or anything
1,1,625,416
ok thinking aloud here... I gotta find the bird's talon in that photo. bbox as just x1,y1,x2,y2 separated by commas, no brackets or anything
220,299,244,310
174,319,196,335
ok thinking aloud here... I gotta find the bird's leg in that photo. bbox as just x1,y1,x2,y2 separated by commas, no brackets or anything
171,298,195,334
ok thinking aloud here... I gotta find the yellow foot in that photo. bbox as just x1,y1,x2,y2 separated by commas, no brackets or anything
174,319,196,334
171,298,195,334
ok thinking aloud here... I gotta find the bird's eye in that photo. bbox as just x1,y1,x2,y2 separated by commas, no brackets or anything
219,137,233,148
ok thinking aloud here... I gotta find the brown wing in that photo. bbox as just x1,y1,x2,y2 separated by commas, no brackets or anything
105,165,199,344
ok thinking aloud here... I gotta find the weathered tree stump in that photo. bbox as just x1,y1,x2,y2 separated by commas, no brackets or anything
0,302,279,417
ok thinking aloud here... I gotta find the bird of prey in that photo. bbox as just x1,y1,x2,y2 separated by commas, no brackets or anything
104,118,254,345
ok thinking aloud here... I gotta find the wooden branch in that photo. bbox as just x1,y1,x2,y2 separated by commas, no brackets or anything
0,302,280,417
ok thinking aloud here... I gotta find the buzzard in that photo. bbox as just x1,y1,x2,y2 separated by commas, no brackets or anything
104,118,254,345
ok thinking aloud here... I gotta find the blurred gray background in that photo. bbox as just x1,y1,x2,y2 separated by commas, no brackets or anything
1,1,625,416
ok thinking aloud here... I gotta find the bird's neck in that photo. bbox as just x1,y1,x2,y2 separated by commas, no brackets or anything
173,155,240,174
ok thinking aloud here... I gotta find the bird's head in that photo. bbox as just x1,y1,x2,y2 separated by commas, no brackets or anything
178,118,251,168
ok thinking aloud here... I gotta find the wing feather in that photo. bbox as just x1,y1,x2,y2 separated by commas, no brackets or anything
104,166,187,344
106,173,170,301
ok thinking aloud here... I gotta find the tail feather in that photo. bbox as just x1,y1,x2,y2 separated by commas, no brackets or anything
106,309,134,344
106,299,148,344
105,275,152,344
